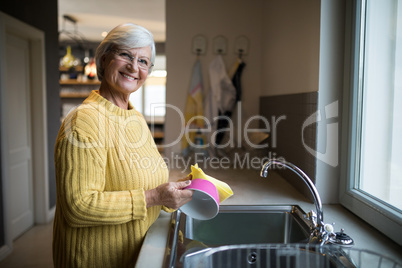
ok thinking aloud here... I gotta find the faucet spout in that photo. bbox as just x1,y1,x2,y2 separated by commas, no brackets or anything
260,159,324,227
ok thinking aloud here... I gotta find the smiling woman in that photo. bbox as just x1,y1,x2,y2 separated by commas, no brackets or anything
93,23,156,109
99,45,152,106
52,23,193,268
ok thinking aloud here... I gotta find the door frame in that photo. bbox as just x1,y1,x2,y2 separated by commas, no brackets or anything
0,11,51,259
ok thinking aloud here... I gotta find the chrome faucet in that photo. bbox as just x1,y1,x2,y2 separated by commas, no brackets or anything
260,159,354,247
260,159,324,226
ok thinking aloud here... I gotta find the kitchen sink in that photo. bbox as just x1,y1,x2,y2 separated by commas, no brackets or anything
185,205,310,245
163,205,312,268
182,244,402,268
194,244,356,268
162,205,401,267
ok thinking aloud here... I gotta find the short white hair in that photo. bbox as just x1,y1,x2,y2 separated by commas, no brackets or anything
95,23,156,80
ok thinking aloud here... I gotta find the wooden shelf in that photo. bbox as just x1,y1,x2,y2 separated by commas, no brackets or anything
60,79,100,85
59,66,83,72
60,92,91,98
152,131,164,139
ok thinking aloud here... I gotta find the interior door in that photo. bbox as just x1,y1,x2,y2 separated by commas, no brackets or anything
5,32,34,240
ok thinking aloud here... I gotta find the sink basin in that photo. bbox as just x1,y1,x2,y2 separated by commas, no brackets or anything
194,244,357,268
162,205,402,267
185,205,310,245
163,205,312,268
184,244,402,268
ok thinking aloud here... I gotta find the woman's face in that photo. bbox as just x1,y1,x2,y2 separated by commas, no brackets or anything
102,46,152,95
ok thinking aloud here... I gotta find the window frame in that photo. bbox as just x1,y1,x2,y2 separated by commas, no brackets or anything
340,0,402,245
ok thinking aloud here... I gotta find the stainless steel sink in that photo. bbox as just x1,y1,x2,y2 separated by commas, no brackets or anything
162,205,402,267
194,244,357,268
185,205,310,245
163,205,312,268
182,244,402,268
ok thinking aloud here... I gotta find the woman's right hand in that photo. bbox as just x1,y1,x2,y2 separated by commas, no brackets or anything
145,179,193,209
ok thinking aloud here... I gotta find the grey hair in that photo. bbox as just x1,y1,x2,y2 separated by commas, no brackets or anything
95,23,156,81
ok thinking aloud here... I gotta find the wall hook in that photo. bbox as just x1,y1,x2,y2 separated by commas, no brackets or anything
213,35,227,55
192,35,207,55
234,35,249,56
238,49,243,59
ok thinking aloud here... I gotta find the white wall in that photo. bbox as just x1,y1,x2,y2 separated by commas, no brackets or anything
315,0,346,204
165,0,264,155
261,0,321,96
165,0,322,155
165,0,347,204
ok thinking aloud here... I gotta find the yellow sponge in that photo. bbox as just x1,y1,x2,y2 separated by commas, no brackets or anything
188,164,234,203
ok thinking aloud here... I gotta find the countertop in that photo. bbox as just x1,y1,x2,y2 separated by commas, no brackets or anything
136,168,402,267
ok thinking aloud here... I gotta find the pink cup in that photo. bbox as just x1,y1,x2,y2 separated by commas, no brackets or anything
179,178,220,220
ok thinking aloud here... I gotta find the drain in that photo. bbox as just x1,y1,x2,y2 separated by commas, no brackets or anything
247,252,258,264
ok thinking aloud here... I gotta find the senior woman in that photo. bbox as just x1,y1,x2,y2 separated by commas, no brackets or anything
53,23,193,267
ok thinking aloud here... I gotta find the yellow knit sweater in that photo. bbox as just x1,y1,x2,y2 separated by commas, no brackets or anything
53,90,169,267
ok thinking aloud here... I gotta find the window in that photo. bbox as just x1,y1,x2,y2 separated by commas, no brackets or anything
341,0,402,245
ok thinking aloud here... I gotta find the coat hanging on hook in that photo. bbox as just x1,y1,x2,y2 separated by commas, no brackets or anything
215,50,246,146
230,57,246,102
208,55,236,121
205,55,237,147
182,59,205,156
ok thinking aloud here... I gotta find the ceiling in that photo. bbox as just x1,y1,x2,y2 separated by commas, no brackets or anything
58,0,165,43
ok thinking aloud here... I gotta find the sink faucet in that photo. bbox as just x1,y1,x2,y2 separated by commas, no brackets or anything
260,159,324,227
260,159,354,247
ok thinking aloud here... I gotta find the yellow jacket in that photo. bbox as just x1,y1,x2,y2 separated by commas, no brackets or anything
53,90,168,267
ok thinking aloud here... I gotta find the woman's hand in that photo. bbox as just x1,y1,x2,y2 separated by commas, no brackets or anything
145,175,193,209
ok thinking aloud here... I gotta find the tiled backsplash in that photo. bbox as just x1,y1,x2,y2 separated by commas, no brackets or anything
259,92,318,201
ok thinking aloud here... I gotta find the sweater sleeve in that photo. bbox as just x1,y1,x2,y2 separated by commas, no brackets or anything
162,206,176,213
55,130,147,228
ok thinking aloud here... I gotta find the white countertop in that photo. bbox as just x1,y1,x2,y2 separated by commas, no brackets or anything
136,168,402,267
